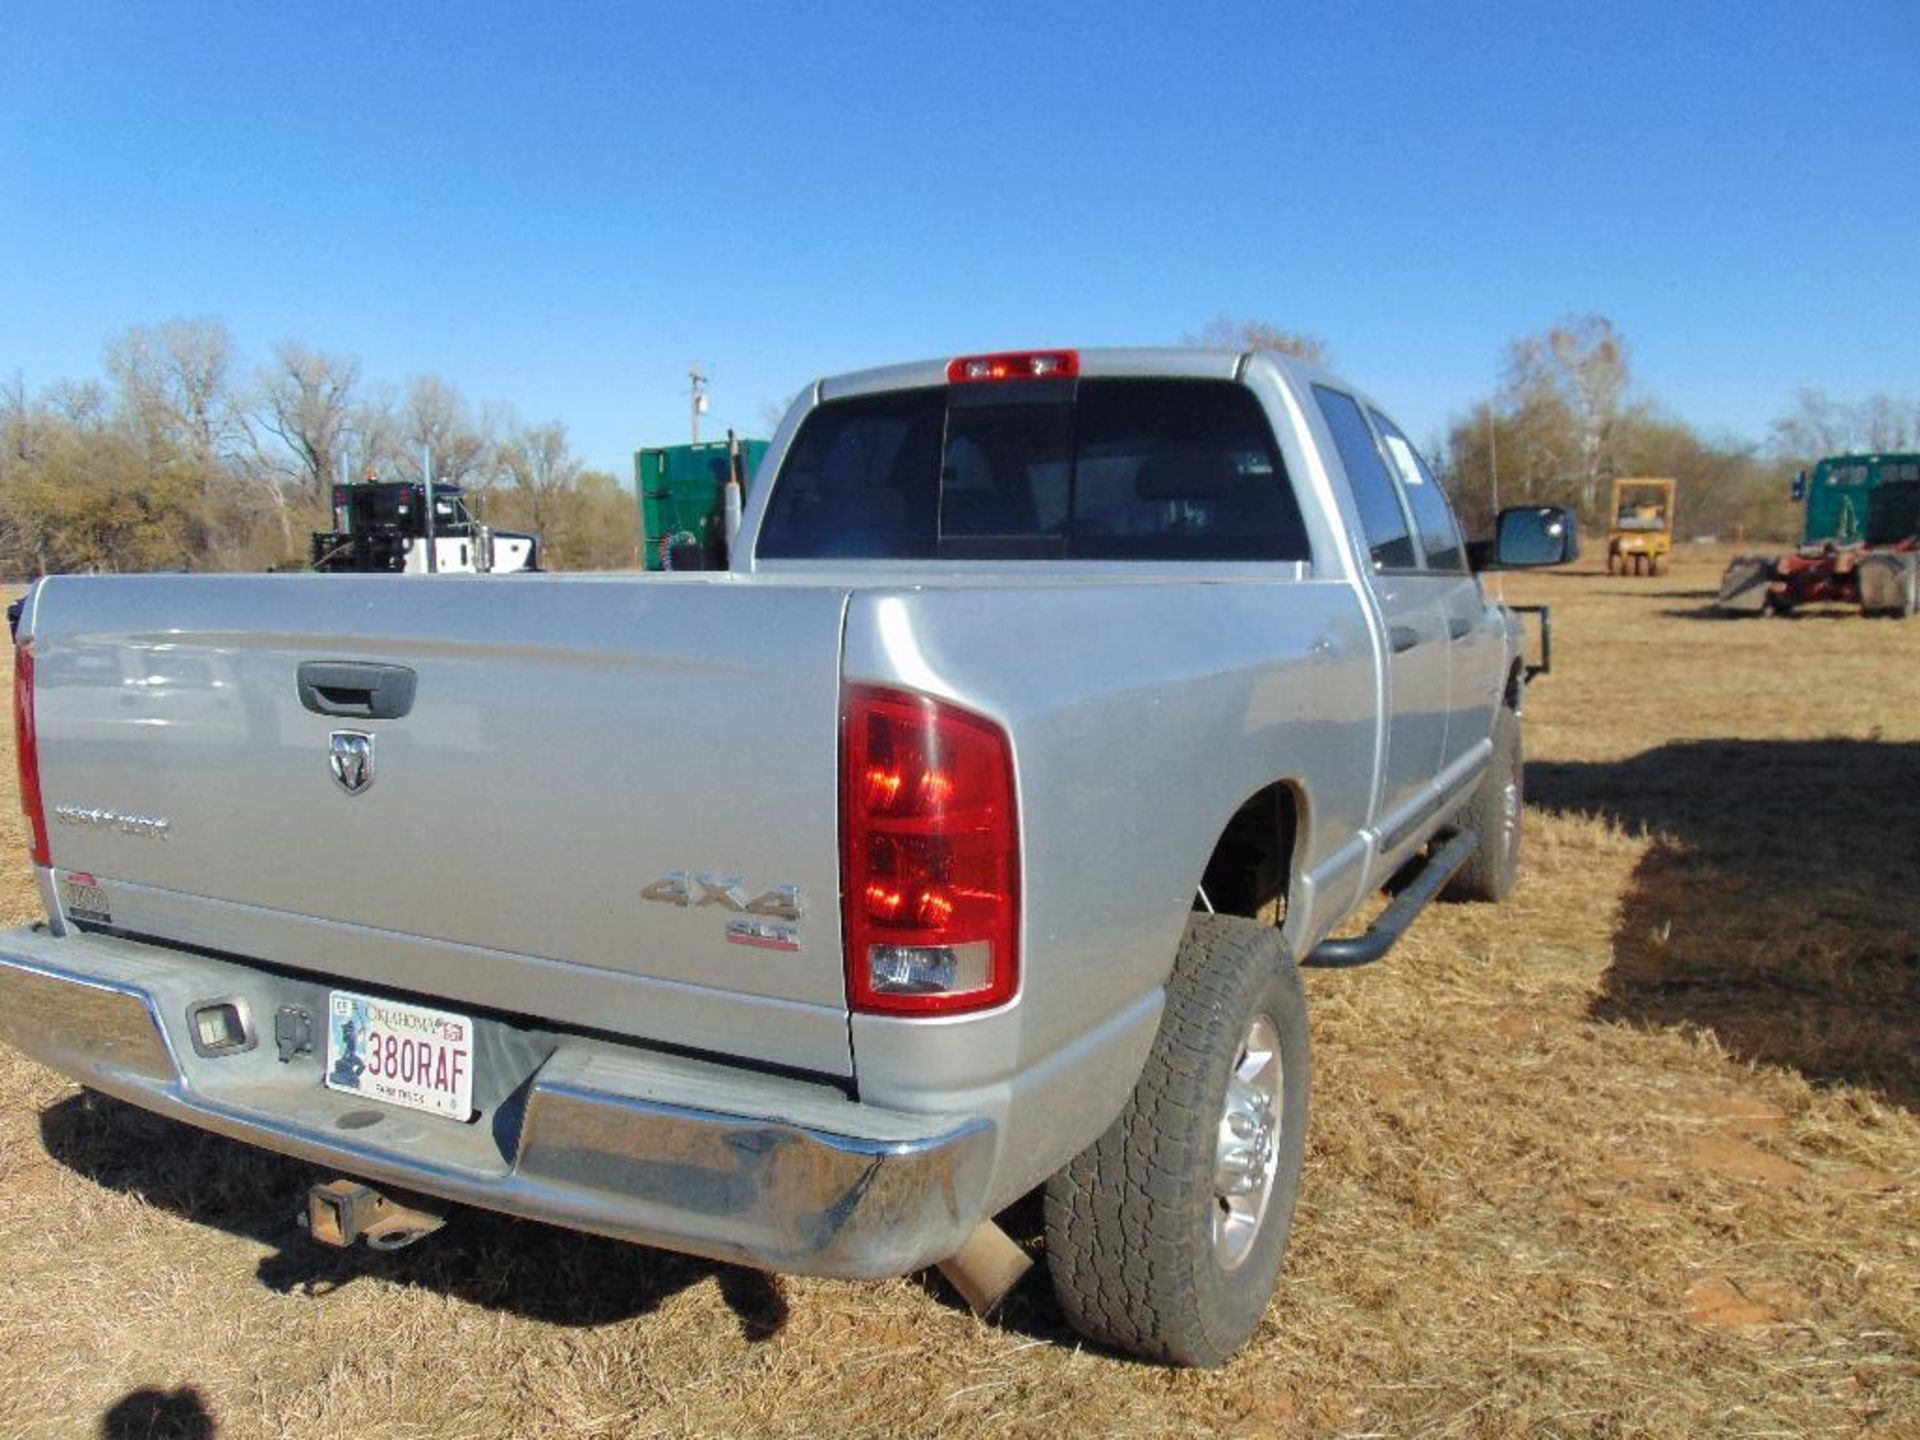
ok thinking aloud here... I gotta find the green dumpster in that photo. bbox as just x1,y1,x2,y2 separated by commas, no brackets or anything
636,439,770,571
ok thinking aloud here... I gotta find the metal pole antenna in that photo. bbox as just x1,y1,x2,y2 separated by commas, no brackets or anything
1486,409,1500,516
421,442,438,574
690,365,709,444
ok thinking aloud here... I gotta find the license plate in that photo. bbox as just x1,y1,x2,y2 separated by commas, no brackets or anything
324,990,474,1122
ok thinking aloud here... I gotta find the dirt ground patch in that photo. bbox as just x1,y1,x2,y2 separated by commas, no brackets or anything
0,556,1915,1438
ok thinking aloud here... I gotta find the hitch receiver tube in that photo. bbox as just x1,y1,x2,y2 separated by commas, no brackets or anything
307,1177,451,1251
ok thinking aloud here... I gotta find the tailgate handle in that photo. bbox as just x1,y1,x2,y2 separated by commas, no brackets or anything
297,662,417,720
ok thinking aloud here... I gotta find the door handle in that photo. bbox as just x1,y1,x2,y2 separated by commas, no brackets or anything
1448,617,1472,641
1389,625,1422,654
297,661,418,720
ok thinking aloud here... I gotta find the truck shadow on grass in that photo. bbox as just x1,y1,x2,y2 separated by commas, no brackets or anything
38,1092,1096,1354
1530,738,1920,1111
99,1385,215,1440
37,1092,789,1340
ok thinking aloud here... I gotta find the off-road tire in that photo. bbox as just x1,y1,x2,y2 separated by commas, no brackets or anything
1043,914,1311,1367
1444,702,1522,902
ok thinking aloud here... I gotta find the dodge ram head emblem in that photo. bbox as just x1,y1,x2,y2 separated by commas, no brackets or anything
328,731,375,795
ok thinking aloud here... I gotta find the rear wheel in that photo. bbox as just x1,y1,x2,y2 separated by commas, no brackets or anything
1857,553,1918,618
1044,914,1311,1367
1444,702,1522,902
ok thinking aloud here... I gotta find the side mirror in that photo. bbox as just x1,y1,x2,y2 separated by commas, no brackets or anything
1475,505,1581,570
1790,470,1808,503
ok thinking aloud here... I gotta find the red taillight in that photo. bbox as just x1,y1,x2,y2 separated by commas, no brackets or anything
945,350,1079,384
13,640,49,867
841,684,1019,1015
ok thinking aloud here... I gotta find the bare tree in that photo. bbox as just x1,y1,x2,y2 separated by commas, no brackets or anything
402,375,491,485
43,378,108,428
104,318,250,467
0,372,30,470
1771,387,1919,462
497,418,583,538
1856,394,1916,452
1188,316,1330,366
258,342,361,501
1501,314,1632,522
1442,397,1585,534
348,380,404,481
100,318,257,563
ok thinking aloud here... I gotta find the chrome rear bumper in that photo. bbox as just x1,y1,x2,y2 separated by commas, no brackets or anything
0,925,994,1279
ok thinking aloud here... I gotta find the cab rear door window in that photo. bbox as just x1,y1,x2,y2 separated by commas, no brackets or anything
1312,385,1418,570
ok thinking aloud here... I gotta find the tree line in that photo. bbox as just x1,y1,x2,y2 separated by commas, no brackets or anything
1200,312,1917,545
1445,315,1775,542
0,318,639,577
7,315,1915,579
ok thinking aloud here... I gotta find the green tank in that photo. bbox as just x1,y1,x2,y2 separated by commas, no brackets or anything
636,439,770,571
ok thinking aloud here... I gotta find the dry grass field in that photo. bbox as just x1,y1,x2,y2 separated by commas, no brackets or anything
0,553,1915,1439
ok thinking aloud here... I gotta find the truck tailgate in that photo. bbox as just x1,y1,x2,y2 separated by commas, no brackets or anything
26,573,855,1076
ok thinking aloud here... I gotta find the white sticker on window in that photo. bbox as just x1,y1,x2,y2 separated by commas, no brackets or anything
1384,435,1426,486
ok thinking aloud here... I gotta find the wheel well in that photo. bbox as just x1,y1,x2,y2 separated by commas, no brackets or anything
1198,783,1300,923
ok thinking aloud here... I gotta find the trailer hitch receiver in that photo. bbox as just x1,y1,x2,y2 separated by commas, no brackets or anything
306,1178,450,1251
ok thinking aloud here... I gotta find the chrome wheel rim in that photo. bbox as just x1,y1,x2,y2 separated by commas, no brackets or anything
1212,1013,1282,1271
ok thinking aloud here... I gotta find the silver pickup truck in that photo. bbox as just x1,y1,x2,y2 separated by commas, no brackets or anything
2,348,1572,1366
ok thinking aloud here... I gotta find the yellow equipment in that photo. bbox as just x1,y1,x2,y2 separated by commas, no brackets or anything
1607,477,1677,575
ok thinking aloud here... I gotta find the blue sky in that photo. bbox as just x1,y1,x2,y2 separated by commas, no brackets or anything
2,2,1914,477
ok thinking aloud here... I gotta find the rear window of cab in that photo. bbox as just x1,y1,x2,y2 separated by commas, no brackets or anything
757,378,1310,562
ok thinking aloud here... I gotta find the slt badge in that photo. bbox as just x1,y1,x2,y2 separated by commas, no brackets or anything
329,730,375,795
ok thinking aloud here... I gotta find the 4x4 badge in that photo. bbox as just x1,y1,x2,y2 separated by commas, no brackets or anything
329,730,375,795
641,871,803,921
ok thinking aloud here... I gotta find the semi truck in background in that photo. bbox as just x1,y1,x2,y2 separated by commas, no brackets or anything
311,476,540,575
1716,453,1920,617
